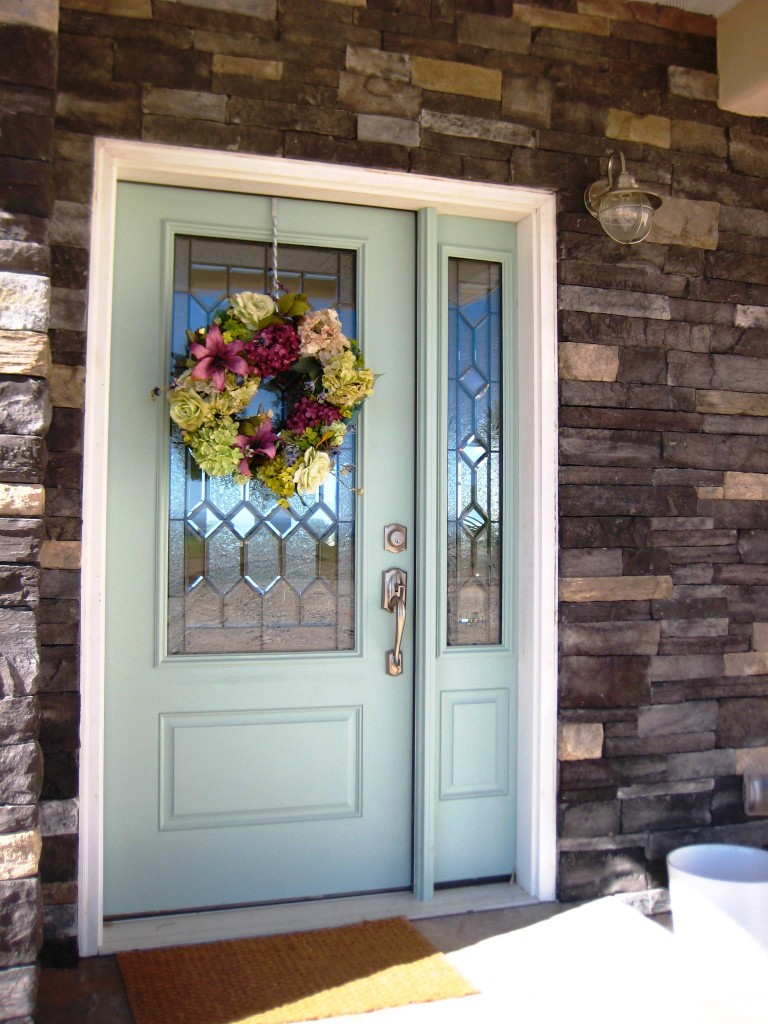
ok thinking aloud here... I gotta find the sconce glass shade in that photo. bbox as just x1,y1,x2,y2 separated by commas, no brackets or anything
585,151,662,245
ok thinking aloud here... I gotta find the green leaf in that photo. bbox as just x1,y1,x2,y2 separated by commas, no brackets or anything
277,292,310,319
291,355,323,380
276,292,294,315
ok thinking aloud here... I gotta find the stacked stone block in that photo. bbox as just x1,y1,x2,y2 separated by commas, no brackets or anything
0,0,764,974
0,0,58,1014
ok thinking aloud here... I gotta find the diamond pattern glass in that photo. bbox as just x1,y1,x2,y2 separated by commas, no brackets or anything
447,258,502,646
168,235,357,655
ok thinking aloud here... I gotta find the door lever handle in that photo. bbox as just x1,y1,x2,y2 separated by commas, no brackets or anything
382,568,407,676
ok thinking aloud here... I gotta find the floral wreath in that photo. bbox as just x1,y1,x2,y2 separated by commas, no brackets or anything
166,290,375,505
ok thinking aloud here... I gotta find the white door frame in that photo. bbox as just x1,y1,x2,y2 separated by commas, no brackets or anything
79,137,558,956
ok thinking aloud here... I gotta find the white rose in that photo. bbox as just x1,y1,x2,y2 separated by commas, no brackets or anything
230,291,275,330
293,447,332,495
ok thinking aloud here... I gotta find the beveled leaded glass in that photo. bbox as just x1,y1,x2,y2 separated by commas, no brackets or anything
168,236,357,655
446,258,502,646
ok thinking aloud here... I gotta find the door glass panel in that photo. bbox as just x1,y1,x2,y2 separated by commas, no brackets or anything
168,236,357,655
446,258,502,646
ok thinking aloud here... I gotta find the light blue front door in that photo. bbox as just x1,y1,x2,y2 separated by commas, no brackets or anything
103,184,519,920
104,185,416,916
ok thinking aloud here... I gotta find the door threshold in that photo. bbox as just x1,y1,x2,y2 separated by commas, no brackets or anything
100,881,539,954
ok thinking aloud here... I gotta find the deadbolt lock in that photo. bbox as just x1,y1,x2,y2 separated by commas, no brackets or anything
384,523,407,553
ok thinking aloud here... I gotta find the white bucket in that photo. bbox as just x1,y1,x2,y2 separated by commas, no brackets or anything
667,843,768,967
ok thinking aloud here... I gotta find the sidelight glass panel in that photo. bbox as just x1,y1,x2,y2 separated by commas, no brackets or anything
446,258,502,646
168,235,357,655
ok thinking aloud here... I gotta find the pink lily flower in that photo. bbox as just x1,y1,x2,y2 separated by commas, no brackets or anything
189,325,250,392
234,420,279,477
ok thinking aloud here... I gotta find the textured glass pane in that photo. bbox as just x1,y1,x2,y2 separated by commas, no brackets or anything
168,233,357,655
447,258,502,646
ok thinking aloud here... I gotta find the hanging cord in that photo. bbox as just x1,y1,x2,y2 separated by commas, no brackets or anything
271,196,279,300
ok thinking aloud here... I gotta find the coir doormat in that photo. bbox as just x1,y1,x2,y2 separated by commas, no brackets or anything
116,916,478,1024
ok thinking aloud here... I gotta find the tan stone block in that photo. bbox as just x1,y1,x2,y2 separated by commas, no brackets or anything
696,390,768,417
40,541,81,570
0,830,41,881
212,55,282,81
559,576,674,603
346,47,410,83
697,485,724,500
0,483,44,517
49,364,85,409
502,75,553,128
558,722,604,761
736,746,768,774
753,623,768,652
411,57,501,102
606,109,671,149
559,342,618,382
723,472,768,501
513,2,609,36
577,0,631,18
62,0,152,15
43,881,78,906
725,652,768,677
648,197,719,251
0,0,59,30
0,331,50,377
668,66,719,103
634,5,714,37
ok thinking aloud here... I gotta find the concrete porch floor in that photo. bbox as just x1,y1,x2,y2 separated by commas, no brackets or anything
37,902,594,1024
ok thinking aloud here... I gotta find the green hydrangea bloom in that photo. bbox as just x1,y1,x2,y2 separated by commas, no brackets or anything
186,417,242,477
322,350,375,414
208,376,261,417
220,312,253,343
256,455,296,506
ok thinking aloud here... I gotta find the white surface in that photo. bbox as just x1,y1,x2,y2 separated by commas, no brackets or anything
325,900,767,1024
668,844,768,955
80,139,559,955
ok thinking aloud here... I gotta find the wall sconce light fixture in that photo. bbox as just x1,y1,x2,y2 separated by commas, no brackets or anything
584,150,662,245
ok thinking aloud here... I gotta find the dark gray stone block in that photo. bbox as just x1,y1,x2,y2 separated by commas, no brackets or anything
0,879,42,968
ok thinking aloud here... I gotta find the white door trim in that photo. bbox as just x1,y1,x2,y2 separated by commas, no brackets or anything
79,137,558,955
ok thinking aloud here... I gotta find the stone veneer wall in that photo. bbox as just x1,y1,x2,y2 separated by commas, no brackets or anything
0,1,58,1018
1,0,767,991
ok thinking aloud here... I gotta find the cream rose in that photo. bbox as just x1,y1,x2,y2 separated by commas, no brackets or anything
168,387,209,433
293,447,332,495
230,291,275,330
